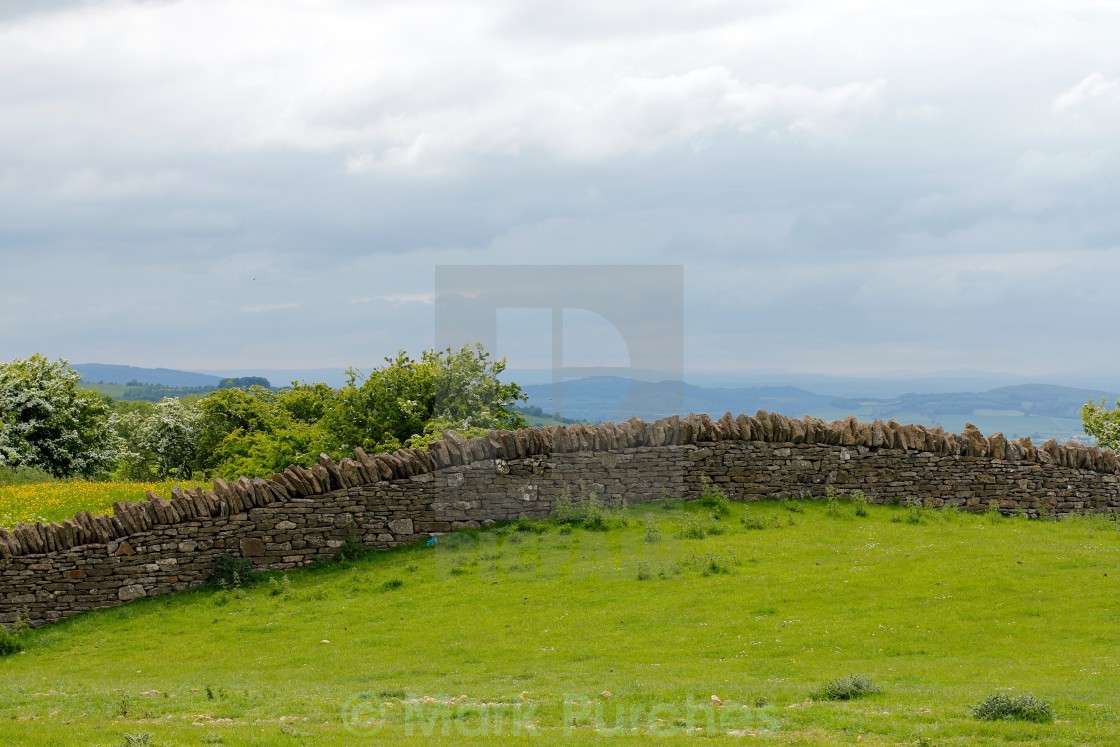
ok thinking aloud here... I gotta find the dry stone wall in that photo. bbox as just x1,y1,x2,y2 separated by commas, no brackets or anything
2,412,1119,628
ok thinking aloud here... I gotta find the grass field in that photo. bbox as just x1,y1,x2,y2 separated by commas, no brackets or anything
2,497,1119,745
0,480,200,529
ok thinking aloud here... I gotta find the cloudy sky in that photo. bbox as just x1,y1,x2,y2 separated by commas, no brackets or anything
1,0,1117,382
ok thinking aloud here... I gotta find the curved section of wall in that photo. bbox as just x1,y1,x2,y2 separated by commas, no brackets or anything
2,412,1118,627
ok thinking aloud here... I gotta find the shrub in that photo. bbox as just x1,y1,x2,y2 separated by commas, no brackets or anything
697,479,731,516
210,553,258,587
971,693,1053,723
643,517,662,544
636,560,652,580
811,675,881,701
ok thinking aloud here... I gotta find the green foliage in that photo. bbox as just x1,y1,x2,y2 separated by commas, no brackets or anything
324,345,526,453
2,347,523,484
675,514,711,539
971,693,1054,723
552,489,627,530
267,574,293,598
1082,398,1120,451
697,479,731,515
0,464,55,487
0,615,29,656
0,355,120,478
741,510,795,530
891,498,930,524
811,675,882,701
114,397,202,480
3,498,1120,743
781,497,805,513
642,516,662,544
636,559,652,580
851,490,870,517
825,486,841,517
210,553,258,588
335,524,366,563
682,549,739,576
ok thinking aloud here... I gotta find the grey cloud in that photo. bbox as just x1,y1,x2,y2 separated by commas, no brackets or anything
0,0,1118,377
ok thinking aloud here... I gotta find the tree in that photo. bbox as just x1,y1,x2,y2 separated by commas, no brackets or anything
0,355,120,478
1082,399,1120,451
190,384,335,479
324,344,527,452
116,398,202,480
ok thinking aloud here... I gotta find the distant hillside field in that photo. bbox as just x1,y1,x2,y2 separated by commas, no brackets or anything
72,363,224,388
1,498,1116,745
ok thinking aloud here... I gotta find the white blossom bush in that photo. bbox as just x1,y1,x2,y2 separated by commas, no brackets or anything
0,355,120,478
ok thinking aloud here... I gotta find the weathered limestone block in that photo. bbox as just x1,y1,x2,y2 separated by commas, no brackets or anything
388,518,414,535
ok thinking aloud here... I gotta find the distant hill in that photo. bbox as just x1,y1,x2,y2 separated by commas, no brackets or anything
73,364,224,388
522,377,838,422
523,378,1117,443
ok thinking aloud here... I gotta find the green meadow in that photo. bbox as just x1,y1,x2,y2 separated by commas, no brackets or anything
2,497,1119,745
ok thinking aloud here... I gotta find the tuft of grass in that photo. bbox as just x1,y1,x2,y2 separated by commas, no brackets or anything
971,693,1054,723
0,614,30,657
643,516,662,544
335,524,366,563
892,498,930,524
267,574,293,598
674,514,710,539
553,489,628,531
811,675,882,701
780,497,805,513
851,490,870,517
682,550,739,576
825,487,841,517
0,465,55,487
380,578,404,592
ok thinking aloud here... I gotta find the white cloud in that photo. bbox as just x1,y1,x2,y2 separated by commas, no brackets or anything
1053,72,1120,112
0,0,883,178
237,302,303,314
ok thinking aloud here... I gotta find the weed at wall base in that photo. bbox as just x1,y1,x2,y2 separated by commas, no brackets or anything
210,553,258,588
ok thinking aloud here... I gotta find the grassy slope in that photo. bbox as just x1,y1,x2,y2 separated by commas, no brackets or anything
1,499,1119,745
